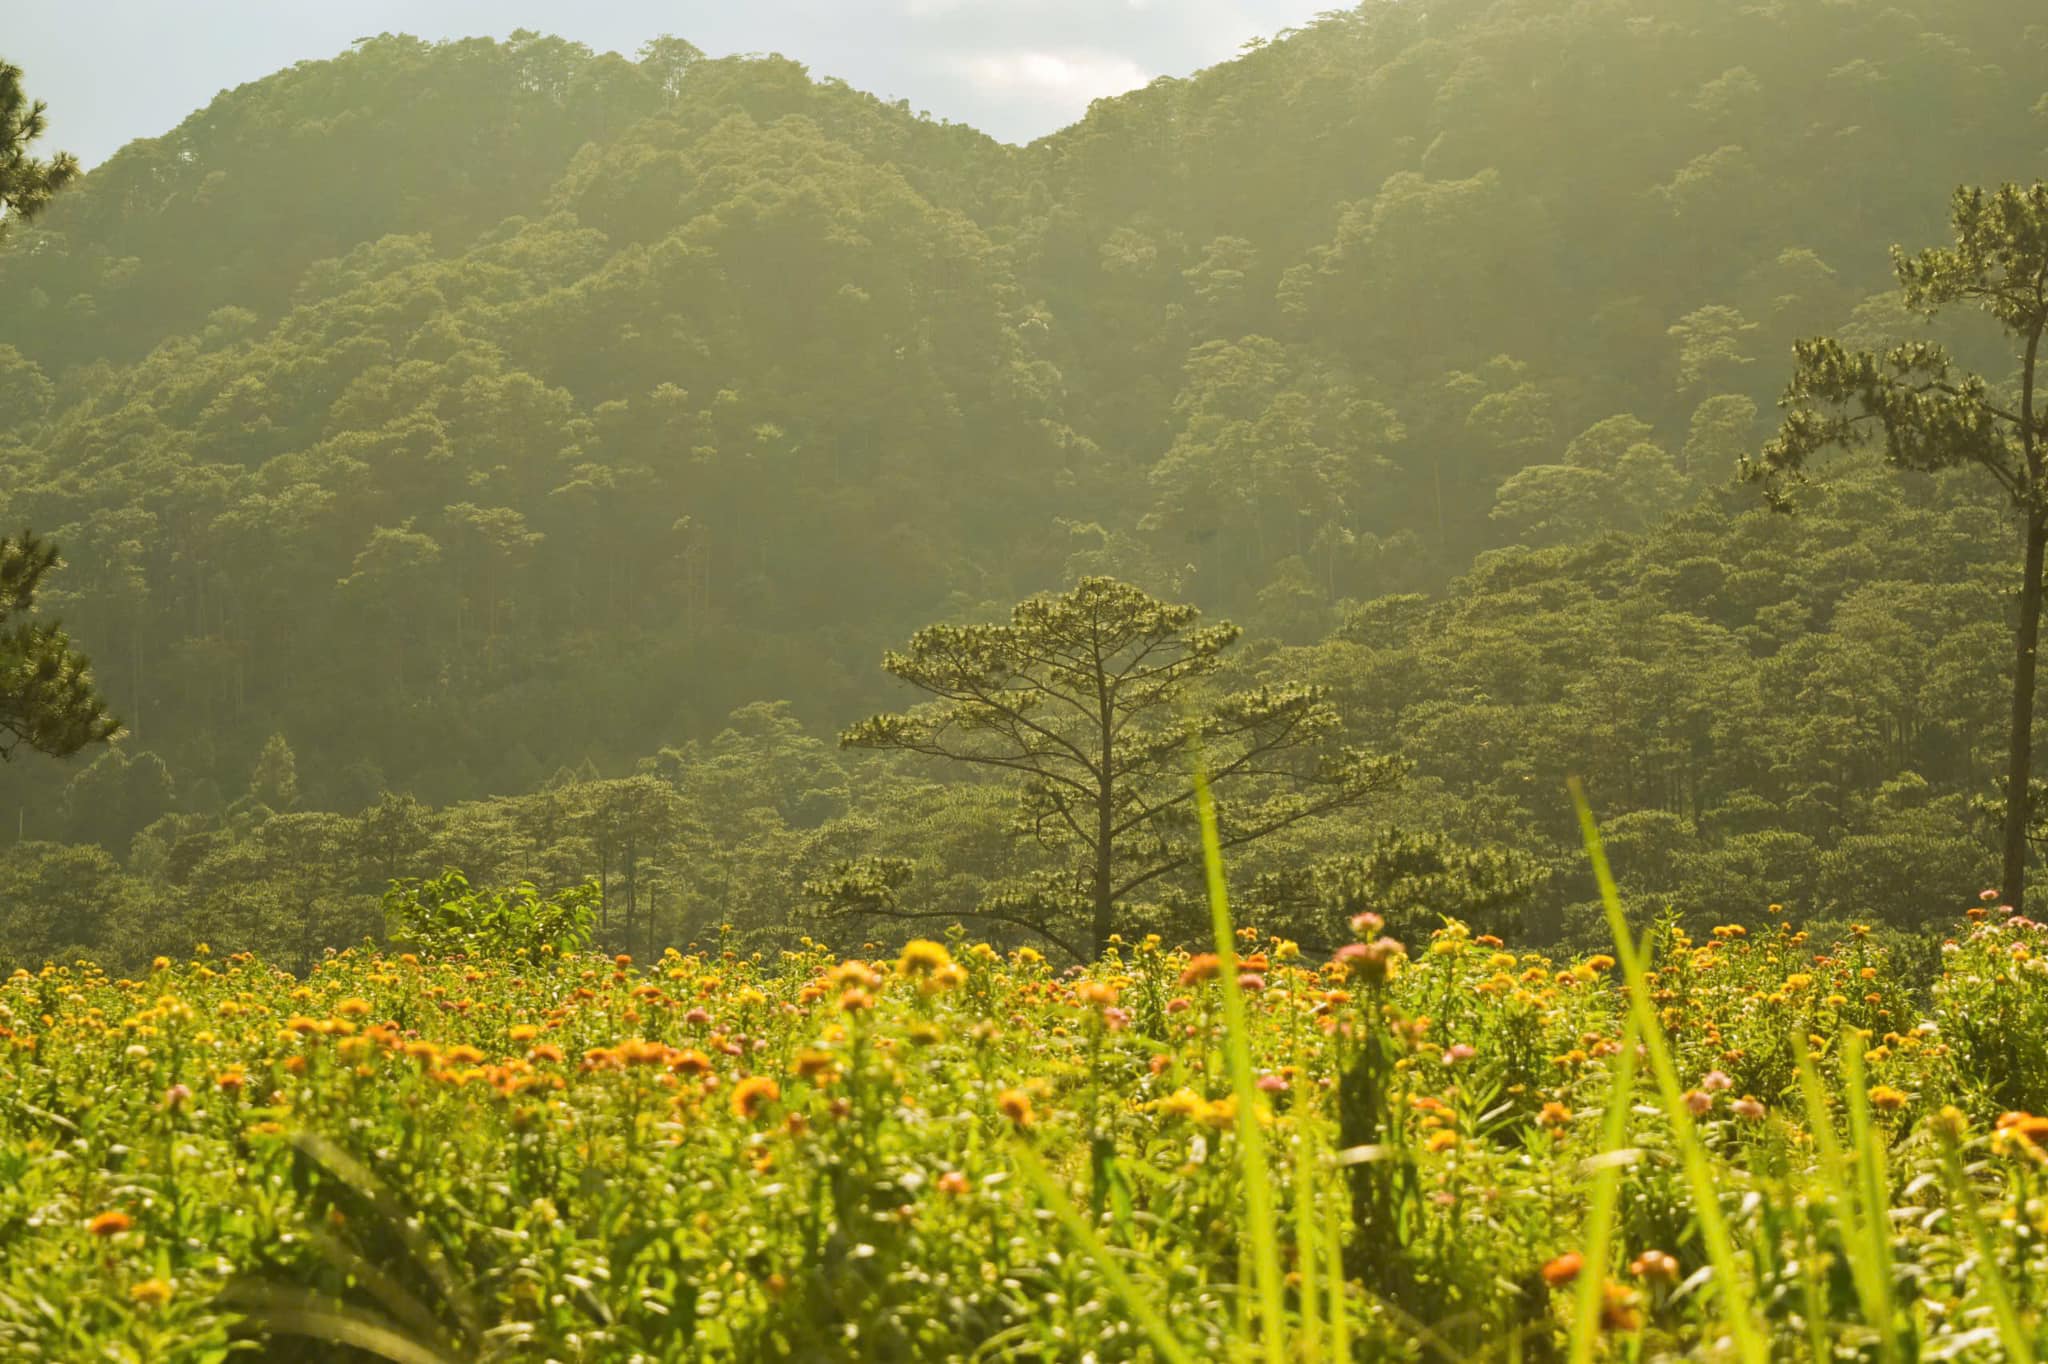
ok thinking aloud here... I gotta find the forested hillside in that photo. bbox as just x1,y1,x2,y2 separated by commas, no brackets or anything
3,0,2045,969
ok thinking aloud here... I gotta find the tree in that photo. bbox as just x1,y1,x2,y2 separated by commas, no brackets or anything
0,61,76,238
1,531,119,761
838,578,1404,957
1744,183,2048,911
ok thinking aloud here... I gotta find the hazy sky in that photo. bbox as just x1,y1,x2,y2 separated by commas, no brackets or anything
11,1,1336,168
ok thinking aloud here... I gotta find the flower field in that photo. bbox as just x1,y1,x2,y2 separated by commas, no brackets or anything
6,886,2048,1361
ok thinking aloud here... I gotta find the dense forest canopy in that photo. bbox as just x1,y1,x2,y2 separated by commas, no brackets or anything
2,0,2046,969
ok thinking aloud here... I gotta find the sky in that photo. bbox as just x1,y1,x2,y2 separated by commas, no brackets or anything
11,1,1338,168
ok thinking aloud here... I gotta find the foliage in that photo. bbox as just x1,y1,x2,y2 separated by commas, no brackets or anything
0,61,76,237
1746,181,2048,911
0,530,119,760
840,577,1403,955
382,869,597,960
3,896,2048,1358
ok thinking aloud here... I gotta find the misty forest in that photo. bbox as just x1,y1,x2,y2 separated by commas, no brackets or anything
6,1,2048,1359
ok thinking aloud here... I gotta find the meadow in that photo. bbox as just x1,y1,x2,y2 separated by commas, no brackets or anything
4,806,2048,1363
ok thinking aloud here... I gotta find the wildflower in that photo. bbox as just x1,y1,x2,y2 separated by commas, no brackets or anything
129,1278,174,1307
1701,1069,1733,1092
1426,1129,1460,1154
1333,937,1406,986
1445,1043,1476,1064
1683,1090,1713,1117
1600,1283,1642,1332
1584,954,1616,973
335,998,373,1018
996,1088,1033,1127
88,1211,133,1237
1732,1096,1766,1121
1542,1253,1583,1288
1180,954,1221,986
1537,1101,1572,1128
1156,1088,1205,1120
1869,1085,1910,1114
1629,1250,1679,1282
792,1049,838,1083
897,940,953,977
1195,1096,1239,1130
938,1170,970,1196
730,1076,781,1122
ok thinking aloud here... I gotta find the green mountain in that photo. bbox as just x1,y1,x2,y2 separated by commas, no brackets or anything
1,0,2044,963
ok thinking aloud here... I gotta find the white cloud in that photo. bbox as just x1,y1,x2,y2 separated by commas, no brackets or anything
950,48,1150,99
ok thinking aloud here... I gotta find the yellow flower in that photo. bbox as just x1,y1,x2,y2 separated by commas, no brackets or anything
898,940,954,977
1426,1129,1460,1154
1868,1085,1910,1114
996,1088,1034,1127
129,1278,173,1307
335,997,373,1018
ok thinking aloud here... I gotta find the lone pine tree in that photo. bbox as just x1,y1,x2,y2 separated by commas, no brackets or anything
836,577,1403,957
1747,182,2048,911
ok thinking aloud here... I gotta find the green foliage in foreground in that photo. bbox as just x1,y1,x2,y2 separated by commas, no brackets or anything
6,880,2048,1360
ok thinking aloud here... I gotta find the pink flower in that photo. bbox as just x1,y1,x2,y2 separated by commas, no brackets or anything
684,1008,710,1025
1683,1089,1713,1117
1445,1043,1477,1064
163,1084,191,1111
1237,972,1266,992
1166,997,1191,1014
1981,889,2002,902
1349,911,1385,936
1732,1097,1766,1120
1701,1070,1733,1093
1257,1074,1288,1093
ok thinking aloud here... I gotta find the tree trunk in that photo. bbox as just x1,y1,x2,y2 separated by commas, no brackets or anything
2001,508,2046,911
1091,782,1114,959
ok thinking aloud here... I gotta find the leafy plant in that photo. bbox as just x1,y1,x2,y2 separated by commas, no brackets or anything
381,870,597,959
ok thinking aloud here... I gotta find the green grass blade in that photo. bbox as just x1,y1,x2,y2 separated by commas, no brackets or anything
1293,1119,1325,1364
1571,777,1767,1364
1195,766,1288,1364
1933,1121,2036,1364
1012,1142,1199,1364
1792,1034,1893,1353
1568,1008,1641,1364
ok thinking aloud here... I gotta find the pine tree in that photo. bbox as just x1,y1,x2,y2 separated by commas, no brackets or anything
0,60,77,238
0,531,120,761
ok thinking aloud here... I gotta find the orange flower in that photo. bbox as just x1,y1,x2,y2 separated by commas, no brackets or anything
731,1075,781,1121
1179,954,1221,986
88,1211,132,1237
997,1088,1034,1127
1541,1253,1582,1288
670,1048,713,1076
